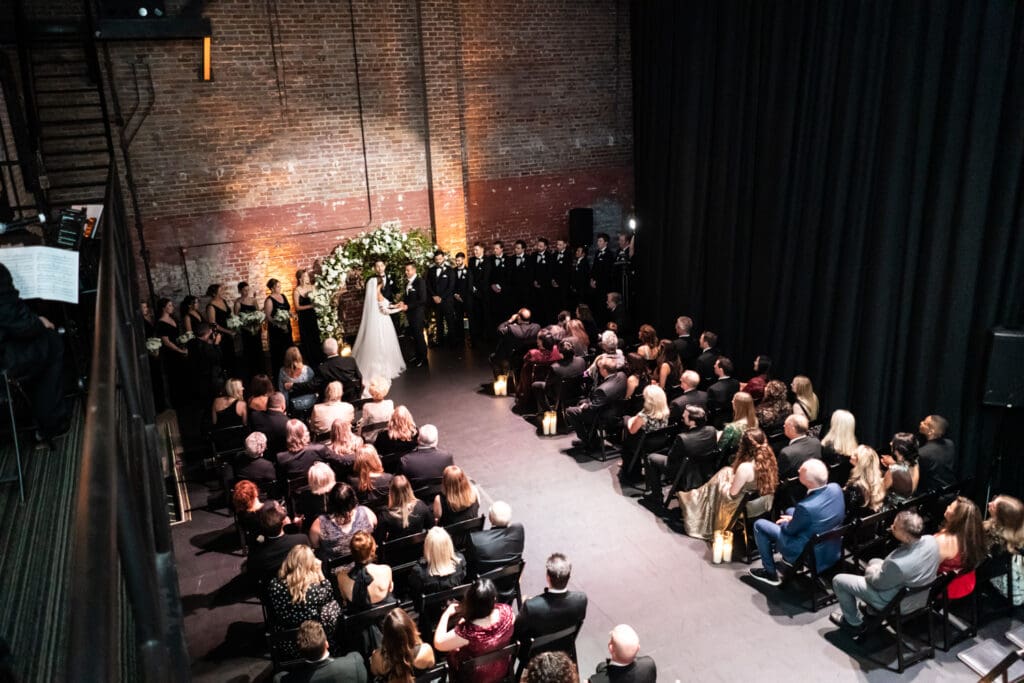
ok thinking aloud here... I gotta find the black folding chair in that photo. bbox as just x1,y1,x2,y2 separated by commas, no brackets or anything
847,508,899,564
662,448,723,509
416,582,473,639
412,476,444,502
514,622,582,679
781,523,857,611
0,369,27,503
476,559,525,609
453,642,518,683
854,574,951,673
379,530,429,566
444,515,485,552
414,662,449,683
266,627,304,673
621,423,684,491
336,599,400,660
721,490,774,564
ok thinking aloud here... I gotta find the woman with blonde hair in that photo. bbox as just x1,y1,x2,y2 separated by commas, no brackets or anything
211,377,247,427
718,392,757,454
791,375,819,421
433,465,480,525
370,607,435,683
843,445,885,519
822,409,858,478
276,419,329,480
361,376,395,428
626,384,670,435
337,531,394,610
678,428,777,540
311,380,355,435
410,527,468,596
327,417,364,463
564,318,590,357
294,462,336,532
349,444,393,508
379,475,435,541
374,405,418,455
985,495,1024,605
265,544,340,657
279,346,317,413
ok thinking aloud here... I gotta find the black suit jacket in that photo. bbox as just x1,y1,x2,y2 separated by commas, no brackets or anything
590,371,628,418
426,264,455,300
669,388,708,423
509,253,532,302
488,255,508,291
514,589,588,642
316,355,363,401
469,256,491,299
234,456,277,487
273,652,367,683
918,438,957,492
400,447,454,485
465,524,525,574
377,273,399,303
707,377,740,415
695,348,719,388
495,320,541,360
571,256,589,297
531,251,551,289
590,657,657,683
590,248,615,291
453,266,471,301
672,335,699,368
249,410,290,459
276,444,330,481
403,275,428,325
551,249,571,290
668,425,719,488
247,532,310,584
778,435,823,479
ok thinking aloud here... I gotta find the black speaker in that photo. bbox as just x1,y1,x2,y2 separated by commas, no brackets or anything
568,207,593,248
983,327,1024,407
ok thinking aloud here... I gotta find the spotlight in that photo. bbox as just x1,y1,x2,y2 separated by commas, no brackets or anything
628,217,637,231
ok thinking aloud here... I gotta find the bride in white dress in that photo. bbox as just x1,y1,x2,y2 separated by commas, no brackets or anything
352,275,406,382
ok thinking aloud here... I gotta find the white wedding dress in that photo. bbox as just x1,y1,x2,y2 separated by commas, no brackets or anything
352,277,406,382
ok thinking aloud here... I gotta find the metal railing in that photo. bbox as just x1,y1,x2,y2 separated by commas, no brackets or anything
66,164,189,682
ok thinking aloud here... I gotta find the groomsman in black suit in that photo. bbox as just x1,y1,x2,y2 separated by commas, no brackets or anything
550,238,571,314
530,237,552,323
589,233,616,324
468,243,490,344
695,331,720,390
570,245,590,310
452,252,470,345
426,250,456,347
400,263,428,367
487,241,509,325
509,240,533,313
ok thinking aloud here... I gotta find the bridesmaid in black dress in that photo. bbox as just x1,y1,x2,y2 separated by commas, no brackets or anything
206,283,238,377
234,281,265,380
141,300,167,412
263,278,293,381
293,269,322,365
156,298,189,409
180,295,203,336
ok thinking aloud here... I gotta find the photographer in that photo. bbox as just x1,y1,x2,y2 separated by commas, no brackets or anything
186,322,224,429
488,308,540,379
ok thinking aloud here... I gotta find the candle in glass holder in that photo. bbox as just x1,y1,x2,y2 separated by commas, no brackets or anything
721,530,734,563
493,375,507,396
543,411,558,435
712,531,724,564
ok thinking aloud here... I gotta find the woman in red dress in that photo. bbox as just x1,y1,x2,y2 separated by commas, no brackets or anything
936,496,985,599
433,578,515,682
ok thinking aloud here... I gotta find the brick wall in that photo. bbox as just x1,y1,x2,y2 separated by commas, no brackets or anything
99,0,632,327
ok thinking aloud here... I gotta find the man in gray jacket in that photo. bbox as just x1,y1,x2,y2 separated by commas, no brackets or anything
829,510,940,633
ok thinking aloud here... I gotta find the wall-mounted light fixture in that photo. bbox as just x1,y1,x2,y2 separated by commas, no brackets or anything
200,35,212,81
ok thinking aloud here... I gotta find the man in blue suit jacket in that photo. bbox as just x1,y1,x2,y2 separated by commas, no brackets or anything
749,458,845,585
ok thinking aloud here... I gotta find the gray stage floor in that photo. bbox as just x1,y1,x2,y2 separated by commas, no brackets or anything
174,346,1004,682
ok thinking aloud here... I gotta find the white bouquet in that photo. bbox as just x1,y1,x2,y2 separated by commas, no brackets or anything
271,308,292,331
239,310,265,334
225,315,243,331
177,331,194,346
145,337,162,356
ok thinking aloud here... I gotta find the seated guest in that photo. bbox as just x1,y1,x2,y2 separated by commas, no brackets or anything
273,620,367,683
626,385,670,436
533,340,586,414
277,420,330,480
776,414,822,479
265,545,341,658
247,501,311,584
433,578,515,682
491,308,542,377
516,327,563,408
251,392,290,459
882,432,920,508
325,418,363,475
212,378,248,427
830,510,940,633
566,356,628,452
754,380,791,433
606,292,628,338
409,527,468,596
717,391,757,454
523,652,579,683
679,429,777,540
563,318,590,357
247,373,274,412
318,337,363,403
636,324,659,361
360,376,395,440
465,501,524,575
671,315,699,368
918,414,957,493
433,465,481,526
585,330,625,377
401,424,454,487
653,340,681,391
279,346,317,414
374,405,419,456
309,483,377,564
310,381,354,436
694,331,720,390
740,355,771,402
337,531,394,611
645,405,717,496
820,409,858,476
232,479,264,546
349,445,393,509
378,475,435,542
706,357,740,420
936,496,985,599
370,607,435,683
623,352,652,403
295,462,336,532
514,553,588,646
668,370,707,423
575,303,599,342
843,445,885,520
588,625,657,683
790,375,819,422
749,459,845,586
985,495,1024,605
235,432,277,488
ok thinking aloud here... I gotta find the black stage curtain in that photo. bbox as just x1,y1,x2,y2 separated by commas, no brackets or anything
632,1,1024,497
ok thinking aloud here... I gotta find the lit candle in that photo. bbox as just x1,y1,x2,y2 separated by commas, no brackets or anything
712,531,723,564
722,531,733,563
493,376,507,396
543,411,557,435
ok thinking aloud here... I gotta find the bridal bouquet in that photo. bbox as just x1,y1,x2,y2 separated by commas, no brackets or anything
177,331,194,346
225,315,243,331
271,308,292,331
145,337,162,356
238,310,265,334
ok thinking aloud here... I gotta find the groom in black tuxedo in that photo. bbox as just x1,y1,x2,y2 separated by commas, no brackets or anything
401,262,428,367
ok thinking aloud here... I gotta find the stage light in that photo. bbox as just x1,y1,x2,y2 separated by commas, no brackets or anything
628,216,637,231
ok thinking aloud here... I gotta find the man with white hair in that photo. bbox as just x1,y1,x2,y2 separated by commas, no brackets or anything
749,458,845,586
400,424,453,487
777,413,822,479
234,431,276,486
465,501,525,577
316,337,363,402
589,624,657,683
668,369,708,422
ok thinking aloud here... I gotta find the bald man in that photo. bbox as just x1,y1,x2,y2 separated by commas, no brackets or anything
589,625,656,683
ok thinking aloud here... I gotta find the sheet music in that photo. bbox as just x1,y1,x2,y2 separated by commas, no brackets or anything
0,246,80,303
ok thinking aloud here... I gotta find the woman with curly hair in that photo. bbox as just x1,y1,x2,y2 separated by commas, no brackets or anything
754,380,791,433
882,432,920,508
678,428,778,541
265,544,341,658
985,495,1024,605
636,324,659,361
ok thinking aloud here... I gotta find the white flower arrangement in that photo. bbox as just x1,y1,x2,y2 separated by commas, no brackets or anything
271,308,292,331
177,331,194,346
225,315,243,330
146,337,162,355
238,310,265,334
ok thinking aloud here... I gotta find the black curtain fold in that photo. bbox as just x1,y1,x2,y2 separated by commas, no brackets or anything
632,0,1024,496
